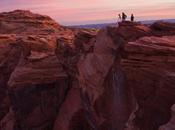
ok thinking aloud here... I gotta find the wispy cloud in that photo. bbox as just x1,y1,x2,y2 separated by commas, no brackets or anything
0,0,174,25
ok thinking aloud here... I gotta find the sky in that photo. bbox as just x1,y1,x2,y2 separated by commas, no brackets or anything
0,0,175,25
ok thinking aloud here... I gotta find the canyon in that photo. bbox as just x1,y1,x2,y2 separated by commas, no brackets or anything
0,10,175,130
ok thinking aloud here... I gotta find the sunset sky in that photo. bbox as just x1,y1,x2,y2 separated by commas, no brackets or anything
0,0,175,25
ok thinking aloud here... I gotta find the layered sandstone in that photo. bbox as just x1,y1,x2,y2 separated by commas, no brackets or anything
0,10,175,130
159,104,175,130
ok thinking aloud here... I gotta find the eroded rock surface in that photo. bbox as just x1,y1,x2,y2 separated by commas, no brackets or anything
159,104,175,130
122,35,175,130
0,10,62,34
0,10,175,130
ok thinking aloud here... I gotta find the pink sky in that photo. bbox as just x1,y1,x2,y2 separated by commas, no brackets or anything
0,0,175,25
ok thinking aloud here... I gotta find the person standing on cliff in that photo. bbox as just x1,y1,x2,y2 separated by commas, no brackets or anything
131,14,134,22
118,13,122,22
122,12,127,21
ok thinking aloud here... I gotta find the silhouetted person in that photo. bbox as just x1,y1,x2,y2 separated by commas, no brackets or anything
122,12,127,21
118,14,121,21
131,14,134,22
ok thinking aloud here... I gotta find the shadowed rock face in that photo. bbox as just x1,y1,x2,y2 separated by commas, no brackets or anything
159,104,175,130
54,22,175,130
0,10,175,130
0,35,70,130
123,36,175,130
0,35,21,120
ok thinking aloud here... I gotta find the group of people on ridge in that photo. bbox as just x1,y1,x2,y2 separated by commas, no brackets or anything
118,12,134,22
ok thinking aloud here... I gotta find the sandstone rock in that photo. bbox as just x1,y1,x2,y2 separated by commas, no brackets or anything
116,21,151,41
0,10,74,36
74,29,97,53
0,10,59,34
77,29,125,129
0,108,15,130
5,36,70,130
151,21,175,32
6,35,67,88
1,10,175,130
122,35,175,130
159,104,175,130
55,27,135,130
53,85,84,130
0,35,21,120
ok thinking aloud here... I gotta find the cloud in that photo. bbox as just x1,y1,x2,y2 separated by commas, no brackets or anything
0,0,175,25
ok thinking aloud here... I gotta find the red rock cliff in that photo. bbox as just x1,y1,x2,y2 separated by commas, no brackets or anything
0,10,175,130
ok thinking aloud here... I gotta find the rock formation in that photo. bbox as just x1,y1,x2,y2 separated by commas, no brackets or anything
0,10,62,34
123,35,175,130
159,104,175,130
0,10,175,130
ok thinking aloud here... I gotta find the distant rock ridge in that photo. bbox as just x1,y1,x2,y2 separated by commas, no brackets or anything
0,10,175,130
0,10,69,35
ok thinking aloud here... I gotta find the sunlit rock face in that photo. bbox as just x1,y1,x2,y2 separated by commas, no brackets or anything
0,35,21,121
0,10,175,130
0,10,61,34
